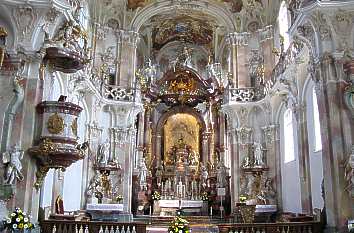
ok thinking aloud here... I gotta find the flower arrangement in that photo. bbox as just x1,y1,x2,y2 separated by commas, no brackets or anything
168,216,190,233
116,194,123,203
152,191,161,201
201,192,209,201
239,195,247,203
3,207,34,231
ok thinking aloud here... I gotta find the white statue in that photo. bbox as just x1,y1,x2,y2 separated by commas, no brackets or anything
97,141,110,166
156,163,163,187
2,144,24,185
216,160,227,188
200,163,208,187
138,157,148,191
253,142,265,167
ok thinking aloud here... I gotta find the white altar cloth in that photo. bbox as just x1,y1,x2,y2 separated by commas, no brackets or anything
158,200,204,208
86,203,124,211
255,205,277,213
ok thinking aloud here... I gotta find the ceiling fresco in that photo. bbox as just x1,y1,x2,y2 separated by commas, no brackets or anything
151,12,216,49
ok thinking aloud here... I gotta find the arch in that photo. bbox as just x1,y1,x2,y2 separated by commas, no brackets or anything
129,0,235,32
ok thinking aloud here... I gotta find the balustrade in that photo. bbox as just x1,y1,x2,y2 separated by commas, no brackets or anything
218,221,322,233
40,220,147,233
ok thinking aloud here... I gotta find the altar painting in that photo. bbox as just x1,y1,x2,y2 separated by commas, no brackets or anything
163,113,200,164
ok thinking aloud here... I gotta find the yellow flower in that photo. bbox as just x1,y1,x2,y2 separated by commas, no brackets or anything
19,223,24,229
24,224,28,229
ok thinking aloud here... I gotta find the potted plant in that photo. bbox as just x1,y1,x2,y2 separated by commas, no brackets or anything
3,208,34,232
168,214,190,233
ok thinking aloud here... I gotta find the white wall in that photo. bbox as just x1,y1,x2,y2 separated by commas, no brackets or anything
280,107,302,213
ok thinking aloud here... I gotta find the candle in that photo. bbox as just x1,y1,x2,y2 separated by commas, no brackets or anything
210,206,213,216
149,205,152,216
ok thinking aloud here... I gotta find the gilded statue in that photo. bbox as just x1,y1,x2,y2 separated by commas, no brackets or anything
2,144,24,185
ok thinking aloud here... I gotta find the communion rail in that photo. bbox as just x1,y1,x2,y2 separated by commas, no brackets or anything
218,221,323,233
40,220,147,233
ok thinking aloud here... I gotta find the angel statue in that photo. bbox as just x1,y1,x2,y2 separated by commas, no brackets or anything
2,144,24,185
200,163,208,188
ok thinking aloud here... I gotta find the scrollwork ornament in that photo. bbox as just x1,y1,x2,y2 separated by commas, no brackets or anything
47,113,65,134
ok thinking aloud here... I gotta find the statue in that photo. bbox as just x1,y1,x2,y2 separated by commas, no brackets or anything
216,159,227,188
200,163,208,188
156,163,163,187
2,144,24,185
97,141,110,166
189,151,199,166
138,157,148,191
242,155,252,168
182,46,192,67
253,142,265,167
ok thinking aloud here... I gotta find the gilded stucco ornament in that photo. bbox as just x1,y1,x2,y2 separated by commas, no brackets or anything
47,113,65,134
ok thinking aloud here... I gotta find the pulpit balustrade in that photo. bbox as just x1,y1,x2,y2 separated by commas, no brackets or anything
40,220,147,233
218,221,322,233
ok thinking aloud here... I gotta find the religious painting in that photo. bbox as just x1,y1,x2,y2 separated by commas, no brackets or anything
163,113,200,164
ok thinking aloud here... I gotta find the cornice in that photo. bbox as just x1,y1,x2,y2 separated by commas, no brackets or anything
0,0,71,10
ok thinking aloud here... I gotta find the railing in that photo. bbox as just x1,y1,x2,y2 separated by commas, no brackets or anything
101,84,136,102
218,221,322,233
40,220,147,233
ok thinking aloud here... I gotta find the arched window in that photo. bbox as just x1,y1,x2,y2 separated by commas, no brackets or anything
284,108,295,163
312,87,322,152
278,1,290,49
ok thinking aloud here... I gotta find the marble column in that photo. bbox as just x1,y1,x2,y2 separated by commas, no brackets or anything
228,128,238,212
226,32,250,88
315,53,352,230
115,30,139,88
258,26,275,82
294,103,312,213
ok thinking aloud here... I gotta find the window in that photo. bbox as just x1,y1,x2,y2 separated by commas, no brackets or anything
278,1,290,50
312,88,322,152
284,108,295,163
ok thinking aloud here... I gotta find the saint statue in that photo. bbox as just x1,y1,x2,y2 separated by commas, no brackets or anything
97,141,110,166
200,163,208,188
216,159,227,188
138,157,148,191
2,144,24,185
253,142,265,167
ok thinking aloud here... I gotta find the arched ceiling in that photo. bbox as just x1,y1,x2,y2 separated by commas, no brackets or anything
87,0,291,33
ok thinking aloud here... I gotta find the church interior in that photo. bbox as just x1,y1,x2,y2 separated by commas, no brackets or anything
0,0,354,232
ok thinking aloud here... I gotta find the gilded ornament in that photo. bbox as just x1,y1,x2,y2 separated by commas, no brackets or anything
0,27,8,37
47,113,64,134
71,118,78,136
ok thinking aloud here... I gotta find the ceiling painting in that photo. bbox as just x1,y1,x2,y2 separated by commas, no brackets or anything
151,12,216,49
